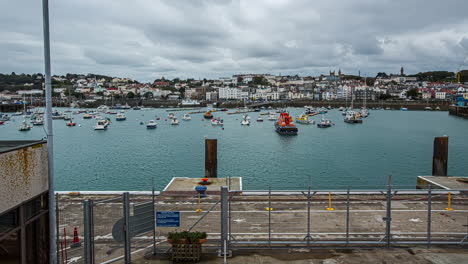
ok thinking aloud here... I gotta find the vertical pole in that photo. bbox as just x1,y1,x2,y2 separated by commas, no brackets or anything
83,200,92,264
385,176,392,248
346,187,350,246
205,139,218,178
19,205,26,264
41,0,56,263
123,193,131,264
220,186,229,255
152,177,156,255
306,186,311,247
427,185,432,248
55,194,60,264
268,186,271,249
432,136,448,176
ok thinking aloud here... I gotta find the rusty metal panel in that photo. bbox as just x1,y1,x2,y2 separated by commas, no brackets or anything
0,144,49,214
205,139,217,178
432,137,448,176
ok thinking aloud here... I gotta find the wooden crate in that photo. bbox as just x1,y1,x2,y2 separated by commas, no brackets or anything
171,244,202,263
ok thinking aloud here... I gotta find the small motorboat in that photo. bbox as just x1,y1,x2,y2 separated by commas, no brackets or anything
171,118,180,125
116,113,126,121
267,114,276,121
257,117,264,122
168,113,175,119
400,107,408,111
83,113,92,119
211,118,224,126
66,120,76,127
296,114,314,124
146,120,157,129
204,111,213,119
182,114,191,121
317,117,332,128
0,121,4,125
344,111,363,123
94,119,109,130
32,117,44,126
435,106,440,111
424,106,432,111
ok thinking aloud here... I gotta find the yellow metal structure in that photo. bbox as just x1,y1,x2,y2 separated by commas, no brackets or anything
326,192,334,211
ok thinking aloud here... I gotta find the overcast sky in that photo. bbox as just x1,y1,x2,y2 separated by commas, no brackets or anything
1,0,468,82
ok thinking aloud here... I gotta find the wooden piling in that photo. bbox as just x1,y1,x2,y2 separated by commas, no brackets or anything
432,136,448,176
205,139,217,178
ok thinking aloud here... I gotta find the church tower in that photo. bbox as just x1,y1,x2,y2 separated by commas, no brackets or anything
400,67,404,76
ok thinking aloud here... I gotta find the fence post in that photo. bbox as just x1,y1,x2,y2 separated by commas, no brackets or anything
427,185,432,248
220,186,229,257
268,186,271,249
83,200,93,264
152,177,156,256
346,187,350,246
55,194,60,264
123,192,131,264
385,176,392,248
306,187,311,247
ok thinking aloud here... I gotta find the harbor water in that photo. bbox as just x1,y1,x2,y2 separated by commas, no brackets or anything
1,108,468,190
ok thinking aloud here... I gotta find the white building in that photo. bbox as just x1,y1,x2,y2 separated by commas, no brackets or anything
435,92,446,100
219,87,249,100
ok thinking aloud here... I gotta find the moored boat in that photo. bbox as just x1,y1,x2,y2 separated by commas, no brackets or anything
240,115,250,126
19,120,31,131
182,114,191,121
296,114,314,124
204,111,213,119
275,112,298,135
146,120,157,129
116,113,126,121
267,113,276,121
211,118,224,126
344,110,363,123
317,116,332,128
257,117,264,122
171,118,180,125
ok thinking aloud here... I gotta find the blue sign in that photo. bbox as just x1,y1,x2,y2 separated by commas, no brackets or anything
156,211,180,227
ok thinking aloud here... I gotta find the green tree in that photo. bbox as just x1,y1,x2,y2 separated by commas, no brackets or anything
127,92,135,99
406,88,420,99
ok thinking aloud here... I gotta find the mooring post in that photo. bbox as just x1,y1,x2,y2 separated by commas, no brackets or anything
123,192,131,264
432,136,448,176
152,177,156,255
205,139,218,178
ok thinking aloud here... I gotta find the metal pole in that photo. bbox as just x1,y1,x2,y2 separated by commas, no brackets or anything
346,187,350,246
152,177,156,255
427,185,432,248
220,186,228,256
41,0,56,263
123,193,131,264
385,176,392,248
306,186,311,247
268,186,271,249
55,194,60,263
83,200,92,264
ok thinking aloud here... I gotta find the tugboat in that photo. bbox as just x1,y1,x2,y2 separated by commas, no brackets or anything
204,111,213,119
275,112,298,135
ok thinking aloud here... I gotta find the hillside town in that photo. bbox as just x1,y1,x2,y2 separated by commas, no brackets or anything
1,68,468,105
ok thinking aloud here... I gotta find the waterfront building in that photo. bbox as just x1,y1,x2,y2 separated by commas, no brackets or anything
0,140,50,263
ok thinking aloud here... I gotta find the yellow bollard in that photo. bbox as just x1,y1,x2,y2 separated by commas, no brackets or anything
265,207,273,211
326,192,334,211
445,192,454,211
196,193,202,212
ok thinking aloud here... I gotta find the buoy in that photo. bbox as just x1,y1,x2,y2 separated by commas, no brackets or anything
222,127,224,130
78,124,81,127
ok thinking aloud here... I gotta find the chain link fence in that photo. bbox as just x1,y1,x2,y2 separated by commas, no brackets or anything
56,183,468,263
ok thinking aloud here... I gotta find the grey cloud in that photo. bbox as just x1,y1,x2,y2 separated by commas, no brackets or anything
1,0,468,81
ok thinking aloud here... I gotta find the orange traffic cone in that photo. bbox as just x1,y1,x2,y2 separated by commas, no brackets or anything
70,227,82,248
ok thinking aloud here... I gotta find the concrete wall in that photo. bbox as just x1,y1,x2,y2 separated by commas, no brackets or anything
0,143,48,213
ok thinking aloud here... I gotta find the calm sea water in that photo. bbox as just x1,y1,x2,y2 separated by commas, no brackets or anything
1,108,467,191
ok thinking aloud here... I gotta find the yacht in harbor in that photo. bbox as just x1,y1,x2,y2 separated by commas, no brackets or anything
19,119,31,131
267,113,277,121
146,120,157,129
317,116,332,128
344,110,363,123
182,114,191,121
116,113,126,121
241,115,250,125
94,119,109,130
171,117,180,125
211,118,224,126
32,116,44,126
